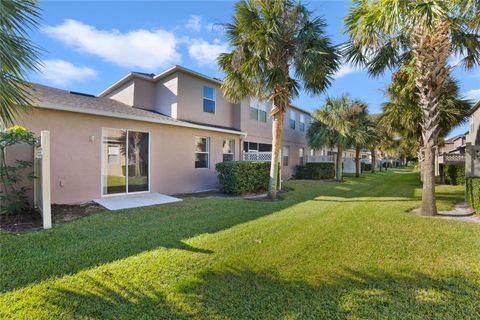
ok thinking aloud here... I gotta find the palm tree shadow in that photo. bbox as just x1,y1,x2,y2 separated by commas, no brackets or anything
178,267,480,319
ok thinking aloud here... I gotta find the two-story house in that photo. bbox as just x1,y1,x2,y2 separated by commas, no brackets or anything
466,101,479,146
6,65,318,204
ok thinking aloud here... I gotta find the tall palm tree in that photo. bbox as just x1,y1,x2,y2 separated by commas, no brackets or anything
307,95,367,181
344,0,480,215
349,100,369,177
0,0,41,127
218,0,339,199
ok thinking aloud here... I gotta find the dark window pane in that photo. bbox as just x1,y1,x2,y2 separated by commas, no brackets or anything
283,156,289,166
249,107,258,120
259,110,267,122
103,129,126,195
259,143,272,152
243,141,248,151
203,86,214,100
203,99,215,113
195,153,208,168
249,142,258,151
290,119,295,130
223,154,234,162
300,123,305,132
127,131,149,192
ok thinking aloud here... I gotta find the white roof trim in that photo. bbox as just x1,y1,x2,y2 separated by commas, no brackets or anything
37,104,246,136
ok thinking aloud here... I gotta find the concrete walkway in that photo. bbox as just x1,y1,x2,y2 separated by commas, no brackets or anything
95,193,182,210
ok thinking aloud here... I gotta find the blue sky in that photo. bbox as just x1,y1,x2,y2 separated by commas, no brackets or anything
30,0,479,137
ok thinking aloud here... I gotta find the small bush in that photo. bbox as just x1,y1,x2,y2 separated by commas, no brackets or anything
216,161,270,194
363,163,372,172
294,163,335,180
467,178,480,213
444,165,465,185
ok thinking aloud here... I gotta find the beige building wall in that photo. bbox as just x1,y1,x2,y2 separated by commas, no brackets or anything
467,106,479,145
154,73,178,118
176,73,236,129
105,80,134,106
11,108,241,204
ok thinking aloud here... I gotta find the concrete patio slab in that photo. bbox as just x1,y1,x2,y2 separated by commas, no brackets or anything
95,193,182,211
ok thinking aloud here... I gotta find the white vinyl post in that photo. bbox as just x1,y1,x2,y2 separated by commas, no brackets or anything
41,131,52,229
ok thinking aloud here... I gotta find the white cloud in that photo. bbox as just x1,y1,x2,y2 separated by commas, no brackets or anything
188,38,228,65
463,89,480,102
334,62,362,78
43,19,180,70
37,59,97,86
186,15,202,32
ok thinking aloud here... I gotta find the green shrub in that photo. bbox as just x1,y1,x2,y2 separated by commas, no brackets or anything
444,165,465,185
363,163,372,172
294,163,335,180
216,161,270,194
467,178,480,213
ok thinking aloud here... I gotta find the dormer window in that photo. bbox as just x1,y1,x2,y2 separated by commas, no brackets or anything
203,86,215,114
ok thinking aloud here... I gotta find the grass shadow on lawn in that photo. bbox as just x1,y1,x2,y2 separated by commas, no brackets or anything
45,266,480,319
178,267,480,319
0,182,324,293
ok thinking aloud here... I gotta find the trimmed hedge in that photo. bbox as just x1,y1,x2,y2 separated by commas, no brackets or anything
294,163,335,180
467,178,480,213
444,165,465,185
216,161,270,194
363,163,372,172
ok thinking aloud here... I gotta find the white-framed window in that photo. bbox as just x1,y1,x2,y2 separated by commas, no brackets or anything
195,136,210,168
310,149,315,157
249,98,268,122
203,86,215,113
223,139,235,161
289,110,296,130
283,146,290,166
299,114,305,132
299,147,305,166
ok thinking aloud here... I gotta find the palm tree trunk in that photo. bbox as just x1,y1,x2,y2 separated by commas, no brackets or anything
355,147,361,177
370,148,376,173
335,145,343,181
268,109,284,199
411,20,450,216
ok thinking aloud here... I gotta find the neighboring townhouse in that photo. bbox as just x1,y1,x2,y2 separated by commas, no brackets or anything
6,65,374,205
466,101,479,146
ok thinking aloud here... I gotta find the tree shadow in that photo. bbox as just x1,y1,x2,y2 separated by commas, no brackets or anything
178,267,480,319
0,184,320,293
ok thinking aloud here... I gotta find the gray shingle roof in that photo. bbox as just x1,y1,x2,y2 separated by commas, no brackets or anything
29,83,243,135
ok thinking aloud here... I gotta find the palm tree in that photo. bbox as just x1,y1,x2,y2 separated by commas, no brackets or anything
349,101,369,177
307,95,367,181
380,61,471,150
344,0,480,215
218,0,339,198
0,0,41,127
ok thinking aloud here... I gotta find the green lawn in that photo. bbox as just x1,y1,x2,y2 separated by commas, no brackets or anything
1,169,479,319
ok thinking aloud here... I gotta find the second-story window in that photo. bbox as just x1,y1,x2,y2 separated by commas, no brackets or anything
223,139,235,161
250,99,268,122
300,114,305,132
203,86,215,114
290,110,296,130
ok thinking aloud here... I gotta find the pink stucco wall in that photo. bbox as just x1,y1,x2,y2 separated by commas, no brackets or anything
10,108,241,204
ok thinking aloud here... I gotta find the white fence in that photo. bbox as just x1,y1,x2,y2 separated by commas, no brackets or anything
466,143,480,178
34,131,51,229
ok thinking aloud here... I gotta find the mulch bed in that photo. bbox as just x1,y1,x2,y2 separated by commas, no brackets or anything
0,202,104,233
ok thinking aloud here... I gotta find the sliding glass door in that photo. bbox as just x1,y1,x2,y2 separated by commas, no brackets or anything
102,129,149,195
